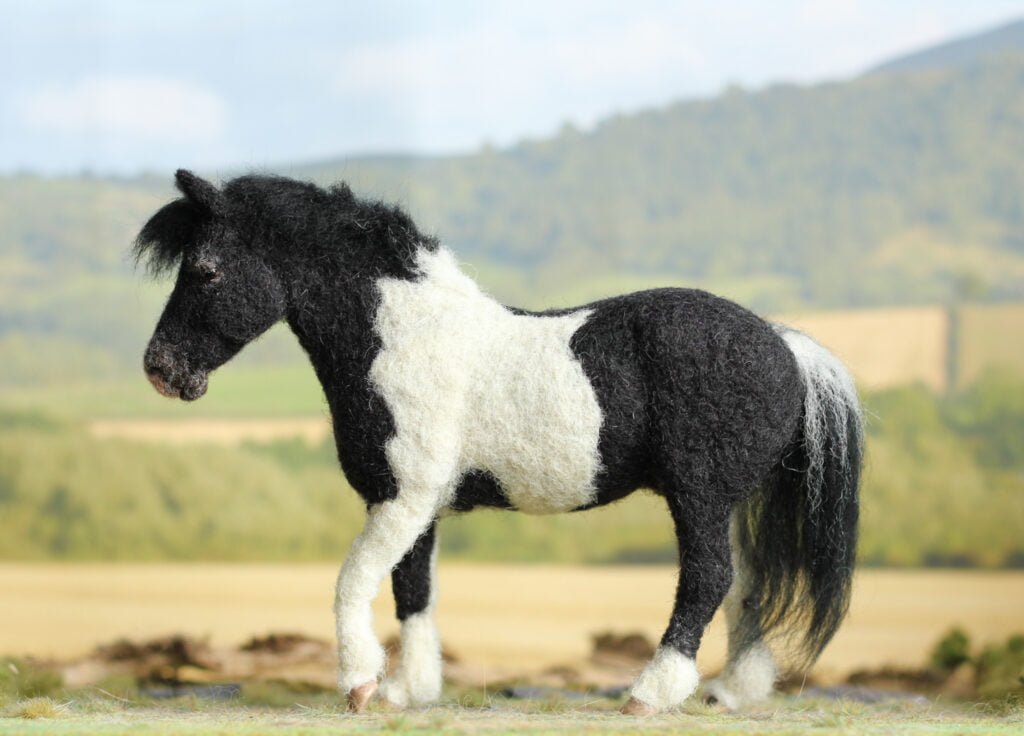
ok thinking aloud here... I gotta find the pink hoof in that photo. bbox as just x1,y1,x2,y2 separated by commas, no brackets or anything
621,696,657,716
347,681,378,713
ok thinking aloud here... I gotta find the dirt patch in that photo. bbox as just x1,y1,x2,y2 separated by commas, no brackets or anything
590,631,656,667
18,627,1018,717
56,630,651,695
92,634,219,684
62,632,336,690
240,632,330,655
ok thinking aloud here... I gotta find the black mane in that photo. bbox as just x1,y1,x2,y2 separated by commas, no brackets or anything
134,173,437,278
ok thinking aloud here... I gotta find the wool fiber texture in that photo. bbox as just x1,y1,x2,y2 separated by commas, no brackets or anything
702,641,777,709
136,171,864,712
630,647,700,710
371,248,603,514
381,533,442,707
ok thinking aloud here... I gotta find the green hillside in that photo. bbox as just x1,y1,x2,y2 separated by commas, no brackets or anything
2,371,1022,567
3,34,1024,387
0,176,306,386
301,51,1024,311
870,18,1024,74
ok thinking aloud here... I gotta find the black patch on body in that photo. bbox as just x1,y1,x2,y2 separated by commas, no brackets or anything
451,290,802,519
260,180,437,506
449,470,513,512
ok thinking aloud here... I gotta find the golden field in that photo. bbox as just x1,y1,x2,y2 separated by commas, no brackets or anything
88,416,332,446
1,564,1020,680
777,305,949,391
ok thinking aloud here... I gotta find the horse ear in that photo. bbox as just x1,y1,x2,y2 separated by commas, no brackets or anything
175,169,224,214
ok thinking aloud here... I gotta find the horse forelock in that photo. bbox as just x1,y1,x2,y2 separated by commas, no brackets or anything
133,198,205,276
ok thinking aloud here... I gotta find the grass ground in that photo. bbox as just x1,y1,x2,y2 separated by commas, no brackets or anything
1,687,1021,735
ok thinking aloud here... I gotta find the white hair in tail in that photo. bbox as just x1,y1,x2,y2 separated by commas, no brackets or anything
773,326,863,515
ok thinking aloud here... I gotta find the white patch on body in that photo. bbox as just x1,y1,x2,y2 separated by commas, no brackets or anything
336,246,604,695
380,539,443,707
370,247,604,514
629,646,700,710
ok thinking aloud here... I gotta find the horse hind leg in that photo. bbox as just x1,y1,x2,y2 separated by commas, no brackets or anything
623,494,733,714
701,513,777,709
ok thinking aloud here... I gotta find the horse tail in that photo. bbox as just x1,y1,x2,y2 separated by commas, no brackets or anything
734,325,863,667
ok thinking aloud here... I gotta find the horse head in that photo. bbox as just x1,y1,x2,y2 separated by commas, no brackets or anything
136,170,286,400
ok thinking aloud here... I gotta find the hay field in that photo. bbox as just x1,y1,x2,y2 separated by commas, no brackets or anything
958,302,1024,386
775,305,949,391
1,564,1020,680
88,417,331,446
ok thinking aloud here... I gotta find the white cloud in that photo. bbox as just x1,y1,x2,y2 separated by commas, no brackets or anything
799,0,861,26
20,75,227,142
333,15,705,131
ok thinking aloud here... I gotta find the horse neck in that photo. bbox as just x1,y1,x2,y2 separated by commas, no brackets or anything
281,243,482,396
282,256,381,379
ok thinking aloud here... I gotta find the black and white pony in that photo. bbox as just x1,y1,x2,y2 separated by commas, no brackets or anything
137,171,862,714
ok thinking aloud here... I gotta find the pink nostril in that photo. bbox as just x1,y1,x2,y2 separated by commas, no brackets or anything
145,367,180,398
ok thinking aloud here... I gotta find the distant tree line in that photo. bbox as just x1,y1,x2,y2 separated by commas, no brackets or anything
1,371,1021,568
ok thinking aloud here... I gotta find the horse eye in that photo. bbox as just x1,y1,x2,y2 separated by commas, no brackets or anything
194,261,222,284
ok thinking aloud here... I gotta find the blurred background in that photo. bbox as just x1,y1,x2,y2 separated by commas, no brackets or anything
0,0,1022,700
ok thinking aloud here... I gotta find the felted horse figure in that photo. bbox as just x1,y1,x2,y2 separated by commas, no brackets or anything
137,170,863,714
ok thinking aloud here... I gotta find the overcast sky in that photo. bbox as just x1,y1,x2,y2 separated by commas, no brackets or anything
1,0,1022,174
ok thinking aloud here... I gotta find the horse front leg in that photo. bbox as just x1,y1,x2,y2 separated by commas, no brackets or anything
334,494,438,712
379,521,441,708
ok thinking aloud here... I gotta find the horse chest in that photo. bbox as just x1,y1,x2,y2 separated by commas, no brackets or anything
369,251,604,514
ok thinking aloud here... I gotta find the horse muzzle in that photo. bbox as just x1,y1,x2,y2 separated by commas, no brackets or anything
144,344,209,401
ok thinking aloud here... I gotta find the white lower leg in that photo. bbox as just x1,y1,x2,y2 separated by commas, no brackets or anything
335,498,437,695
703,641,776,709
380,611,443,707
629,646,700,711
701,514,777,709
336,601,385,691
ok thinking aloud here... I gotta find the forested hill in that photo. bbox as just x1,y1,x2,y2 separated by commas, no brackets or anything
870,18,1024,75
2,21,1024,384
296,42,1024,311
